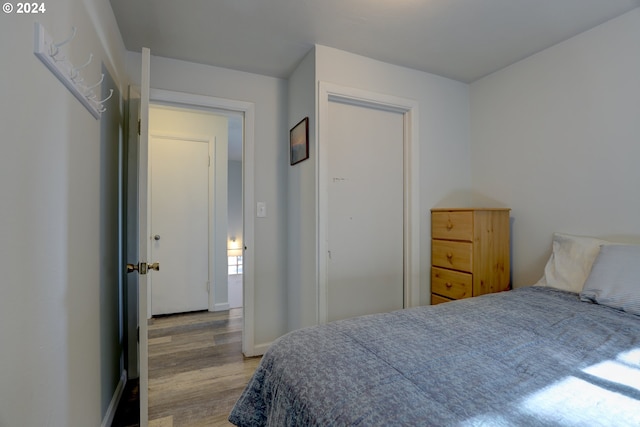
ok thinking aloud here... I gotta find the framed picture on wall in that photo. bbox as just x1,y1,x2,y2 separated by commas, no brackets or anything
290,117,309,165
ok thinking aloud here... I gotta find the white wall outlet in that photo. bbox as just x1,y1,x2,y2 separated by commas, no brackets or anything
257,201,267,218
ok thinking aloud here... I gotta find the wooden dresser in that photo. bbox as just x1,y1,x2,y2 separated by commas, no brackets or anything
431,208,511,305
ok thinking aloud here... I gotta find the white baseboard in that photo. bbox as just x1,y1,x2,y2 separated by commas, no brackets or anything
102,370,127,427
244,341,271,357
213,302,230,311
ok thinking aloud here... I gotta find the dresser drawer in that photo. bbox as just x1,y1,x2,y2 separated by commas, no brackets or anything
431,293,453,305
432,240,473,272
431,267,472,300
431,211,473,241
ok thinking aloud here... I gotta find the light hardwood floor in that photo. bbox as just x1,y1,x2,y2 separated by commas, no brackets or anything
147,308,261,427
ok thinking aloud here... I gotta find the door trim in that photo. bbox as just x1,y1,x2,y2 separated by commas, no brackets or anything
317,82,420,324
149,88,258,357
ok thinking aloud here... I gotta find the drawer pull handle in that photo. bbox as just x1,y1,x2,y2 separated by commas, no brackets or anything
446,220,454,230
446,252,453,260
445,282,453,288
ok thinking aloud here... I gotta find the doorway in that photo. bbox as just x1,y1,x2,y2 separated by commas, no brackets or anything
146,88,258,358
317,82,421,323
148,97,244,422
148,104,233,316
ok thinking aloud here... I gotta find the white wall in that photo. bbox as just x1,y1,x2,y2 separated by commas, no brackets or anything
470,9,640,287
127,53,289,347
0,0,127,425
287,45,471,331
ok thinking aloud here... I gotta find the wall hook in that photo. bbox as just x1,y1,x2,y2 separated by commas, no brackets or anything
49,27,76,59
70,71,84,85
34,22,104,119
84,73,104,92
50,51,66,62
70,54,92,82
95,90,114,113
94,89,114,105
53,26,77,49
75,53,93,71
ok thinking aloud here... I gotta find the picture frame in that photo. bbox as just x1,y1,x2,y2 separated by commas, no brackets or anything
290,117,309,165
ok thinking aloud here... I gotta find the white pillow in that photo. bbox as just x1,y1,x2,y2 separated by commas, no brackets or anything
535,232,606,293
580,244,640,315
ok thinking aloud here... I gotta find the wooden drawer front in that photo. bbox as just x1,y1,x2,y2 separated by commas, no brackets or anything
431,211,473,241
431,267,472,300
432,240,473,272
431,293,453,305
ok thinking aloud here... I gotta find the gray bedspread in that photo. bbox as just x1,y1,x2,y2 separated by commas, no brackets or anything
229,287,640,426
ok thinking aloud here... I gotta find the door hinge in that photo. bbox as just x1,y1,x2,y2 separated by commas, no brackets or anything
137,326,139,343
137,118,141,135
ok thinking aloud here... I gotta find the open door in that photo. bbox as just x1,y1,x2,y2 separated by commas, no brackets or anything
138,46,151,427
125,47,152,427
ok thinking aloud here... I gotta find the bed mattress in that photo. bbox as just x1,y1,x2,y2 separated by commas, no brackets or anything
229,287,640,426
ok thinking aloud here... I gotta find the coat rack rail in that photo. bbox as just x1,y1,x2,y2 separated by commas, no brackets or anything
33,22,110,119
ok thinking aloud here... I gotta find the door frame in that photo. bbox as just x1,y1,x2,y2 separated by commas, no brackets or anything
317,82,420,324
149,88,258,356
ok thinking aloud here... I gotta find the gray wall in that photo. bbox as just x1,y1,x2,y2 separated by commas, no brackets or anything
286,48,317,331
470,8,640,287
0,0,128,424
99,65,124,417
286,45,472,331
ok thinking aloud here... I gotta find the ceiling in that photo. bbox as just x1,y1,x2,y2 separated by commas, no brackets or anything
109,0,639,83
109,0,639,162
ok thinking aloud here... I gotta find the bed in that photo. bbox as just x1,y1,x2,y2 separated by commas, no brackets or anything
229,235,640,426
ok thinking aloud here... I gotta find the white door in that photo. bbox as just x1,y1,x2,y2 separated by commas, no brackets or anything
326,100,405,322
125,84,151,426
150,136,210,315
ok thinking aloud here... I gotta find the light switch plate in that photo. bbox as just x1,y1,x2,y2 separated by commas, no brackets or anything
257,202,267,218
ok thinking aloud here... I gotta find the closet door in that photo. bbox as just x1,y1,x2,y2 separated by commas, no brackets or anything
326,100,404,322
